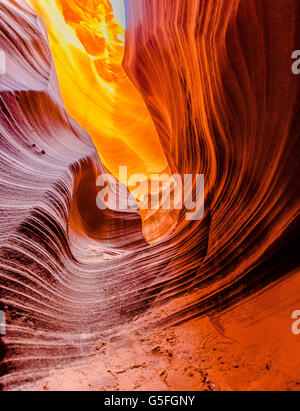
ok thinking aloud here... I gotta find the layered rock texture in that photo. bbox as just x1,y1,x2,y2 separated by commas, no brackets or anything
0,0,299,390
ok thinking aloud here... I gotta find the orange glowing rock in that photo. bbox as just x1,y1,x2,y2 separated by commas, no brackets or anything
26,0,178,243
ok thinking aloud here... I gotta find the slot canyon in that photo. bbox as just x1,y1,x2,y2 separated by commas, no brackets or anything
0,0,299,391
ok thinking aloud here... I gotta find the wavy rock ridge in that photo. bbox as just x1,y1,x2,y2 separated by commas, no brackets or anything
0,0,299,390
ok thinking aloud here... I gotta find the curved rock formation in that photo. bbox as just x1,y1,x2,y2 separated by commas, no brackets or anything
0,0,299,390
